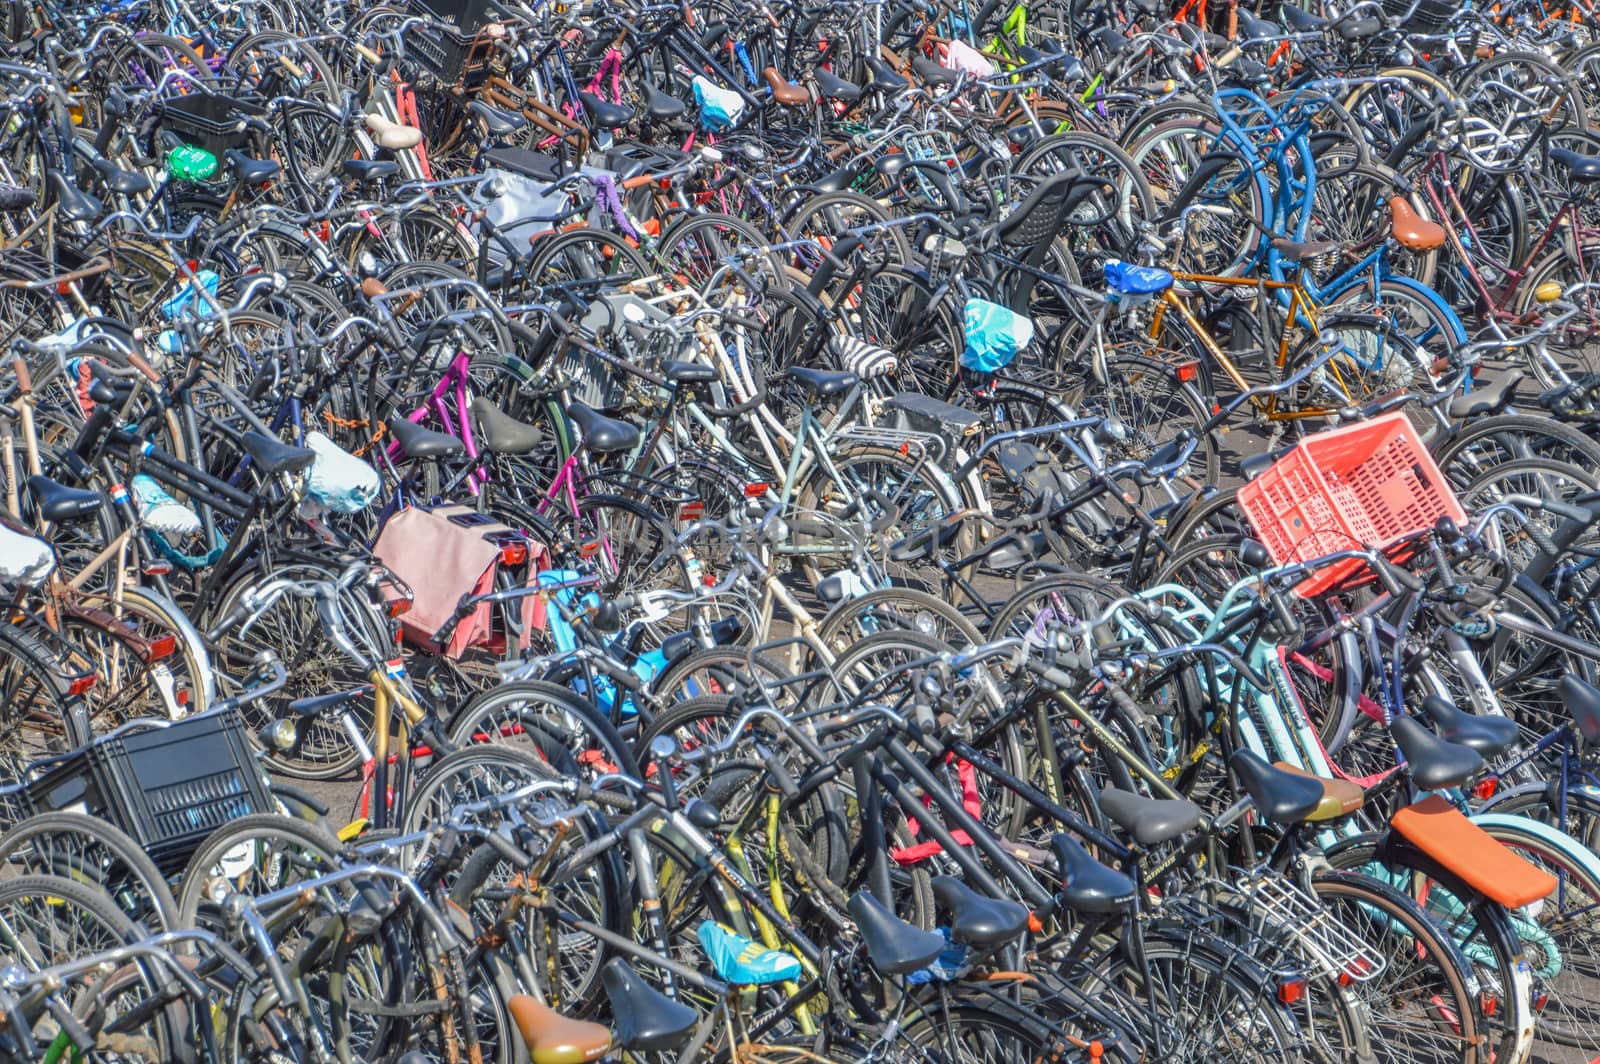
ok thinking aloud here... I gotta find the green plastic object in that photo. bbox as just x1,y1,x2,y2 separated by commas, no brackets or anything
166,144,217,182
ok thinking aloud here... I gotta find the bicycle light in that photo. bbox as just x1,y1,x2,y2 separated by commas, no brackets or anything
260,719,298,753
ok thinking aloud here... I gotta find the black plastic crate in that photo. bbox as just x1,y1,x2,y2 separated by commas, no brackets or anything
1382,0,1452,32
410,0,493,34
157,92,267,156
26,707,273,876
405,22,478,85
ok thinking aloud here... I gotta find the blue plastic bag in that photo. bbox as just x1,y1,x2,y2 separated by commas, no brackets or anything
960,298,1033,372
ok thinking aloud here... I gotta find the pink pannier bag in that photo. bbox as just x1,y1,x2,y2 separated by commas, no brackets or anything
372,505,548,658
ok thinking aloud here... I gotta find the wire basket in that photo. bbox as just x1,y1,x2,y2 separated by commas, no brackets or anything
1233,869,1388,983
1236,412,1464,597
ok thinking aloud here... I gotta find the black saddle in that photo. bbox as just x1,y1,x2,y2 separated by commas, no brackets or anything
567,401,640,454
240,431,316,477
88,156,152,196
482,147,568,183
388,417,465,460
1098,788,1202,847
1419,696,1520,759
1050,834,1135,914
468,99,529,139
663,360,717,385
49,171,102,224
579,91,633,130
1551,147,1600,183
910,54,960,87
600,959,697,1053
866,57,907,93
1093,25,1133,56
342,158,400,184
786,366,857,398
225,149,280,187
813,66,861,103
1561,674,1600,745
641,81,687,122
469,397,542,455
1229,749,1324,825
847,891,946,976
929,876,1028,949
26,475,103,522
1390,715,1484,791
1236,9,1281,40
1281,4,1328,30
1447,371,1521,420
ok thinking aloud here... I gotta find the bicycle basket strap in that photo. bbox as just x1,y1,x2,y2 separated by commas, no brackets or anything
1389,795,1556,909
961,298,1033,372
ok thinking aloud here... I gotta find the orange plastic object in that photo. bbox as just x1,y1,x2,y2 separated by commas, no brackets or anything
1389,795,1556,909
1236,412,1464,597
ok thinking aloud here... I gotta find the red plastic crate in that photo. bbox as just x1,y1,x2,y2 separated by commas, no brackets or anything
1236,413,1464,597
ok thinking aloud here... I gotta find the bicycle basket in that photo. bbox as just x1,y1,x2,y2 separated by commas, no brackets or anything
156,91,267,156
1236,412,1463,597
24,706,274,876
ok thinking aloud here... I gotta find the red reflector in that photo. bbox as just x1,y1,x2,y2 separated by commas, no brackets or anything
1175,362,1198,382
679,501,704,522
1481,993,1498,1017
148,634,176,660
177,688,189,706
1473,777,1499,800
500,543,527,566
142,560,173,576
1277,979,1304,1005
387,597,412,618
68,675,96,696
579,540,601,557
57,282,72,296
744,483,768,498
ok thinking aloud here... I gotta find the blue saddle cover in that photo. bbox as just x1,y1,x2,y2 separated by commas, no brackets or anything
1103,260,1174,297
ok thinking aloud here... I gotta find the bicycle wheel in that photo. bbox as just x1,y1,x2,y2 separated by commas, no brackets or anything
816,586,983,654
0,811,179,931
1097,354,1222,484
1121,118,1267,277
1309,868,1484,1064
654,212,782,292
1511,240,1600,383
547,492,693,601
1433,412,1600,489
895,1003,1056,1061
522,228,654,293
176,813,345,931
446,679,641,780
0,618,79,762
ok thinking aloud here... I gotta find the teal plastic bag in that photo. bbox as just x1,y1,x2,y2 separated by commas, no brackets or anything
960,298,1033,372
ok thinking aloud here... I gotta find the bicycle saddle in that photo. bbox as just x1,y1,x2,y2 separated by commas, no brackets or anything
1017,44,1071,79
1239,444,1292,480
1267,761,1364,821
663,359,717,385
566,401,640,454
1228,749,1325,824
1092,25,1133,57
1236,9,1281,40
1560,674,1600,745
930,876,1029,949
49,171,102,224
87,156,151,196
363,112,422,150
342,158,400,184
813,66,861,103
847,890,947,975
1097,788,1202,847
1390,715,1484,791
467,99,528,139
1550,146,1600,183
866,56,908,92
224,149,280,187
910,53,960,87
600,959,697,1052
387,417,466,460
828,335,897,379
26,475,103,523
1419,696,1519,759
578,91,632,130
763,67,809,107
0,183,35,212
240,431,316,478
641,80,687,121
1280,4,1328,31
1447,370,1522,419
506,994,611,1064
1334,14,1381,40
1270,236,1341,266
1388,195,1446,251
1049,833,1135,914
469,397,543,455
786,365,858,398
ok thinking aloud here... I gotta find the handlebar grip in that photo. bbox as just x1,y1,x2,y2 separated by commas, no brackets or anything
126,350,161,383
1542,498,1594,524
1369,552,1422,594
586,786,635,812
486,829,536,869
